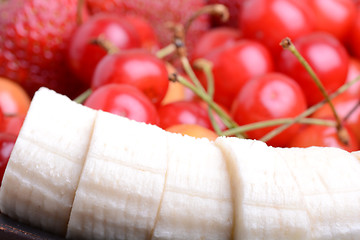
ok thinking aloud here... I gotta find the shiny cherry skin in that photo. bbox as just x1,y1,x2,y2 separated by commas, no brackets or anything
84,84,159,125
67,13,141,85
157,100,214,130
313,93,360,144
1,115,25,136
0,133,16,185
231,72,307,147
191,27,241,61
200,39,274,109
124,14,160,53
240,0,314,58
278,32,349,106
288,124,359,151
343,57,360,98
349,10,360,63
91,49,169,106
308,0,356,42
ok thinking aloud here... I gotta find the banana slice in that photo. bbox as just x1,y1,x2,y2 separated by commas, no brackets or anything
276,147,360,239
66,111,169,240
215,137,311,240
0,88,97,236
152,134,233,240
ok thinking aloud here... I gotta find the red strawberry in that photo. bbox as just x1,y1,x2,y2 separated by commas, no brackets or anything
0,0,86,98
86,0,209,57
207,0,243,28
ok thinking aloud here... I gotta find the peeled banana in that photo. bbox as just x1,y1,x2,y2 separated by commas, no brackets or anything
0,87,360,240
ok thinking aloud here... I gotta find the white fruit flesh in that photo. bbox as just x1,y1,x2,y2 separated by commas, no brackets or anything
0,88,97,236
276,147,360,239
152,134,233,240
215,137,311,240
66,111,169,240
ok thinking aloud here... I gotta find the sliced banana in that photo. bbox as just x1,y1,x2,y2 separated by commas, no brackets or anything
276,147,360,239
215,137,311,240
0,88,97,236
66,111,169,240
152,134,233,240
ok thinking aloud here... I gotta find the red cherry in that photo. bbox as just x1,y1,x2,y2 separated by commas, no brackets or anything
157,100,213,130
289,124,359,151
0,133,16,186
200,39,274,109
240,0,314,58
84,84,159,125
1,115,25,136
67,13,141,85
231,72,307,147
308,0,356,42
278,32,349,106
124,14,160,52
191,27,242,61
91,49,169,106
344,57,360,98
313,93,360,144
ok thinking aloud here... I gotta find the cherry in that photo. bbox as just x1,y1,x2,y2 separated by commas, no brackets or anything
313,93,360,144
307,0,356,42
67,13,141,85
0,133,16,186
91,49,169,106
278,32,349,106
84,84,159,125
191,27,241,61
239,0,314,58
231,72,307,147
124,14,160,53
199,39,274,109
344,57,360,98
349,10,360,63
157,100,213,130
288,124,359,151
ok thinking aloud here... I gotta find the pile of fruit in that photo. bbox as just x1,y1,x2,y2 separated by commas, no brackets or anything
1,0,360,184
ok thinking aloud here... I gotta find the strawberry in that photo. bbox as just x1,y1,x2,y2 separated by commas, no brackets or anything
86,0,209,57
0,0,86,98
207,0,243,28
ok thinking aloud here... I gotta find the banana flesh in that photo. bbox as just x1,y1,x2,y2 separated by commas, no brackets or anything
66,110,169,240
215,137,311,240
1,88,360,239
0,88,97,236
152,134,233,240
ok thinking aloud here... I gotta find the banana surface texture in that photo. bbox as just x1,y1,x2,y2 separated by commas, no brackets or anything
1,87,360,240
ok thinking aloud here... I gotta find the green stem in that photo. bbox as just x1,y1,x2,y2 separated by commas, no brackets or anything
74,88,92,104
223,118,336,136
180,57,206,92
196,59,222,135
156,44,176,59
175,74,241,136
260,74,360,142
280,37,342,130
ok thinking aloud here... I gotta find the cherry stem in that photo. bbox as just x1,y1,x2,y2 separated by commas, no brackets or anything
156,44,176,59
74,88,92,104
261,74,360,142
184,4,229,34
280,38,343,129
90,35,119,55
223,118,336,136
170,73,242,137
76,0,85,25
193,59,223,135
